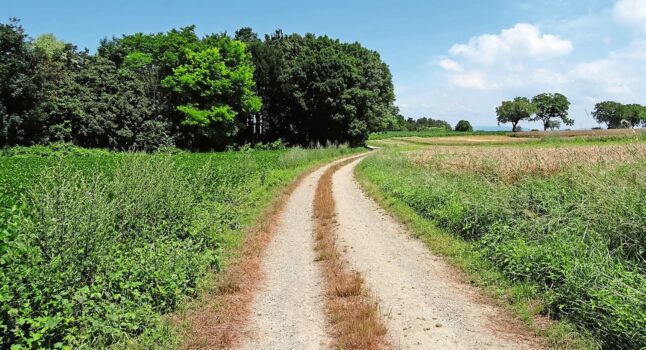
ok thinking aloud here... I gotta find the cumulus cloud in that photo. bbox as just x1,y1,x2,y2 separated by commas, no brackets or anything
448,23,573,63
448,72,493,90
438,58,462,72
614,0,646,33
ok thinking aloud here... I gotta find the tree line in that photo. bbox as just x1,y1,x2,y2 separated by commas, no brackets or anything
0,19,399,150
496,92,646,132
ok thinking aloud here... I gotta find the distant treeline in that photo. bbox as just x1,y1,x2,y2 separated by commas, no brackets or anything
388,116,453,131
0,19,399,151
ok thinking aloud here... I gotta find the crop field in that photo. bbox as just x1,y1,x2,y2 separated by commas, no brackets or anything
0,145,357,349
357,137,646,348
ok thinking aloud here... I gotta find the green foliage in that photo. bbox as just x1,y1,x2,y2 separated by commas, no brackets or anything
531,93,573,131
496,97,536,132
0,19,44,146
0,145,359,349
454,120,473,132
358,148,646,349
593,101,646,129
2,20,398,150
161,40,261,149
244,31,397,146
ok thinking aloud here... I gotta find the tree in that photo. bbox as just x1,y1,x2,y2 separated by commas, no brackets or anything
621,104,646,128
455,120,473,132
0,19,44,146
546,120,561,130
496,97,535,132
531,93,573,131
592,101,624,129
161,37,261,150
245,31,397,146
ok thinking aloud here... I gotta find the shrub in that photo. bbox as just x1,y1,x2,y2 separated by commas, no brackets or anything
454,120,473,132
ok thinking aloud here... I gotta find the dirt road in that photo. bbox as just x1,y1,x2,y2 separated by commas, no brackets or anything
237,162,334,350
236,154,540,349
332,157,539,349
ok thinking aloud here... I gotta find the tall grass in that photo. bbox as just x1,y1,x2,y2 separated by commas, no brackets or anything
357,145,645,349
0,146,360,349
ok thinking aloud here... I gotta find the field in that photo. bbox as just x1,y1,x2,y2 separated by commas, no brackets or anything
0,145,359,349
357,131,645,348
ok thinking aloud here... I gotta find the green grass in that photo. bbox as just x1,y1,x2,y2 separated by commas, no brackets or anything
0,145,360,349
355,145,645,349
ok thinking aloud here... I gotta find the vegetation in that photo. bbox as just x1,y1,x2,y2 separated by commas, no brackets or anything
357,141,645,349
496,93,573,132
592,101,646,129
454,120,473,132
0,20,396,150
496,97,536,132
0,144,358,349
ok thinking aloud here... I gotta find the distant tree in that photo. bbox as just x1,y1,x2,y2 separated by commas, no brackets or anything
621,104,646,128
496,97,535,132
455,120,473,132
546,120,561,130
531,93,573,131
592,101,624,129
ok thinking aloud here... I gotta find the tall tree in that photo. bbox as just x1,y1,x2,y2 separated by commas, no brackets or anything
592,101,625,129
0,19,44,146
161,37,261,150
531,93,573,131
496,97,535,132
621,104,646,128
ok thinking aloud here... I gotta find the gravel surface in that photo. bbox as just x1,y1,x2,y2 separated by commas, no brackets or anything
237,163,334,350
331,157,541,350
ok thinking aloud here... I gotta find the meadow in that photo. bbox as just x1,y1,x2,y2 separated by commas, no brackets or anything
0,144,358,349
357,132,645,349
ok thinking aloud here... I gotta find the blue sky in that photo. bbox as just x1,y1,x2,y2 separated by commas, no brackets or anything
5,0,646,128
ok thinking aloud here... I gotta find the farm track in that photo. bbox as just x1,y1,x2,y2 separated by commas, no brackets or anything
235,154,542,349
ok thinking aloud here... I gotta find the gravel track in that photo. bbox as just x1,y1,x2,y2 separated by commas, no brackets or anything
331,156,541,349
237,162,335,350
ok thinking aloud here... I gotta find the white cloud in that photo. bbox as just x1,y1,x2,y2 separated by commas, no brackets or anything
448,72,494,90
449,23,573,63
614,0,646,33
438,58,462,72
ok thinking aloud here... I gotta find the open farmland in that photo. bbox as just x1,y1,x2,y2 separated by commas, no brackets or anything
0,145,357,349
357,136,646,348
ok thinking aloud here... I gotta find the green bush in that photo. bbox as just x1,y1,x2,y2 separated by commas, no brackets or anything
0,145,359,349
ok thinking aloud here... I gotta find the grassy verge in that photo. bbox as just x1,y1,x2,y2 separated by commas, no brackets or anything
0,145,361,349
355,145,646,349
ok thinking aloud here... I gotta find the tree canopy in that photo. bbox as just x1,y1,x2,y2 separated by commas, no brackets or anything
592,101,646,128
531,93,573,131
0,21,398,150
496,97,535,132
455,120,473,132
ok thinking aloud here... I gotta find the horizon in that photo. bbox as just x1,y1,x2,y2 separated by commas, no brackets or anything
4,0,646,130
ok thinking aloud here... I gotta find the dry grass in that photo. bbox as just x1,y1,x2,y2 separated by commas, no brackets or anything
399,135,531,145
408,144,646,182
173,167,321,350
513,128,646,138
314,157,389,350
